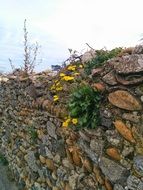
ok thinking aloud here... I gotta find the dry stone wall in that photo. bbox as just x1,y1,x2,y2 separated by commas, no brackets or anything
1,46,143,190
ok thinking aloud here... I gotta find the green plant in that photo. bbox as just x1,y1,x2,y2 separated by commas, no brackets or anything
68,85,101,129
84,47,122,75
27,127,38,142
0,153,8,165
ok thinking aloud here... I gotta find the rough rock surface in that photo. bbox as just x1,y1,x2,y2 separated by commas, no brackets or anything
0,164,18,190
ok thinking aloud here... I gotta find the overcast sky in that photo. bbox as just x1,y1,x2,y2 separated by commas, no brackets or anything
0,0,143,72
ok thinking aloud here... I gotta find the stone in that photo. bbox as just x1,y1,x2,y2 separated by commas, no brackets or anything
91,68,103,76
100,117,112,129
26,84,38,100
47,121,57,140
68,172,79,189
78,139,99,164
71,147,82,167
108,90,142,111
33,182,45,190
133,45,143,54
56,166,67,180
127,175,141,190
45,147,53,159
138,181,143,190
114,54,143,74
52,187,59,190
102,71,117,85
104,177,113,190
122,145,134,158
82,158,93,173
113,184,124,190
62,158,74,169
120,159,132,170
141,95,143,102
39,155,46,164
92,82,105,91
24,151,38,172
113,120,136,143
106,130,122,147
79,131,90,142
53,154,61,164
99,157,130,184
81,49,96,63
122,113,141,123
55,139,66,158
133,155,143,177
106,147,121,161
46,158,55,171
93,166,104,185
41,135,51,145
90,139,104,156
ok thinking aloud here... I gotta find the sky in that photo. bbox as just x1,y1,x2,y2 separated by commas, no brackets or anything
0,0,143,73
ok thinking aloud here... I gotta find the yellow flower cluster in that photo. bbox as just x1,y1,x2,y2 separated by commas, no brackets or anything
51,63,83,103
53,95,59,101
67,65,76,71
56,87,63,91
73,72,80,76
72,118,78,124
60,73,65,77
62,76,74,81
62,117,78,128
51,81,63,91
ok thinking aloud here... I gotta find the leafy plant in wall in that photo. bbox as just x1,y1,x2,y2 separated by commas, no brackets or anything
27,127,38,143
84,47,122,75
68,85,101,129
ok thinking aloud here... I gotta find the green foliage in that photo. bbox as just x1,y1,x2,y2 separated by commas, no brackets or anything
68,85,101,129
0,153,8,165
27,127,38,142
84,47,122,75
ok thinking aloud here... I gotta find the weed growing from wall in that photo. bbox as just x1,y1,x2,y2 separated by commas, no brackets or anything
84,48,122,75
68,85,101,129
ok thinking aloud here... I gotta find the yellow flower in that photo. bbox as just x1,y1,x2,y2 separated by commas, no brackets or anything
74,72,80,76
79,64,83,68
67,65,76,71
62,121,69,128
53,95,59,101
60,73,65,77
50,85,55,90
66,118,71,123
62,118,71,128
72,118,78,125
56,86,63,91
62,76,74,81
56,82,60,86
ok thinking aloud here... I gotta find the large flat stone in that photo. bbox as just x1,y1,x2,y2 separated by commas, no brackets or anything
99,157,129,184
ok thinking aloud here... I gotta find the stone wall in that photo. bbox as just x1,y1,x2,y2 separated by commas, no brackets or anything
1,50,143,190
